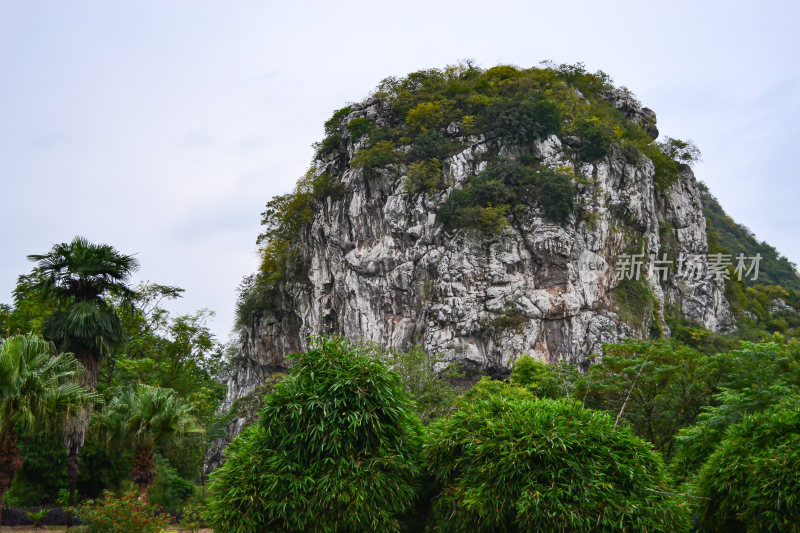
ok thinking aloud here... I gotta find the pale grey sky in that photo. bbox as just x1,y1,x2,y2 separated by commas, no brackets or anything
1,0,798,341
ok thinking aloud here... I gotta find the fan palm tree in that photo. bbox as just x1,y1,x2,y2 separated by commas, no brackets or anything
102,384,201,498
0,335,98,523
27,236,139,506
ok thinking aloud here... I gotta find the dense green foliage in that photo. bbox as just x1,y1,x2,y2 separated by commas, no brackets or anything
1,244,227,517
670,341,800,478
100,384,200,497
582,340,712,456
424,379,690,532
510,355,581,399
575,116,615,160
692,400,800,532
438,160,575,233
0,335,96,439
480,97,561,143
405,158,444,195
539,169,575,224
0,335,97,521
365,343,466,423
207,337,423,533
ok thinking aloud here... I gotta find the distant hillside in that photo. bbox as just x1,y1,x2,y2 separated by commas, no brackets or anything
699,182,800,291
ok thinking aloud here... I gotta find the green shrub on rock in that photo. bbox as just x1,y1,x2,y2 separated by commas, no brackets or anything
424,379,690,533
351,140,399,176
410,130,454,160
405,158,444,195
539,169,574,224
345,116,372,140
207,336,423,533
481,97,560,144
575,116,615,161
438,178,513,235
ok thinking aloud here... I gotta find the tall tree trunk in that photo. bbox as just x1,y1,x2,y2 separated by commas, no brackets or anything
65,348,98,524
0,429,23,526
131,444,156,500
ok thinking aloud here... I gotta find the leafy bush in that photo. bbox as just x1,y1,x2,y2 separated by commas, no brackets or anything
69,492,172,533
692,400,800,532
468,177,516,206
439,161,575,232
656,137,701,165
639,141,679,190
179,491,209,533
575,116,615,160
405,158,444,195
552,61,614,97
406,100,454,132
146,456,195,509
324,106,351,134
316,133,341,157
481,97,560,144
351,140,399,176
474,205,511,234
345,117,372,140
509,355,578,399
310,171,345,202
316,106,352,158
364,343,465,423
0,505,70,526
480,158,536,188
583,340,712,456
438,178,514,235
256,179,314,286
207,336,423,533
424,379,690,532
539,169,574,224
410,130,453,160
670,341,800,478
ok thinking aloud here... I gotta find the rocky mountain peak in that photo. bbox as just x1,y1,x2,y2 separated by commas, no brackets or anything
223,63,734,412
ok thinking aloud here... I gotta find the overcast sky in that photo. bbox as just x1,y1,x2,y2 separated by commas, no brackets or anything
1,0,798,342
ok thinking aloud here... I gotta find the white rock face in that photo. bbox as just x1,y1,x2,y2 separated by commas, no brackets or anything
222,96,734,411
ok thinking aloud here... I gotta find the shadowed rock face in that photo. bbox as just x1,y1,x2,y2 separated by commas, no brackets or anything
222,91,734,413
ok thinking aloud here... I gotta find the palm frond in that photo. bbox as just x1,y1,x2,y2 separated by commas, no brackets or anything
0,334,101,437
27,236,139,303
101,384,202,450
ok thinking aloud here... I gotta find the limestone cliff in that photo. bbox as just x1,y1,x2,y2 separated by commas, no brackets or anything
223,65,734,414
